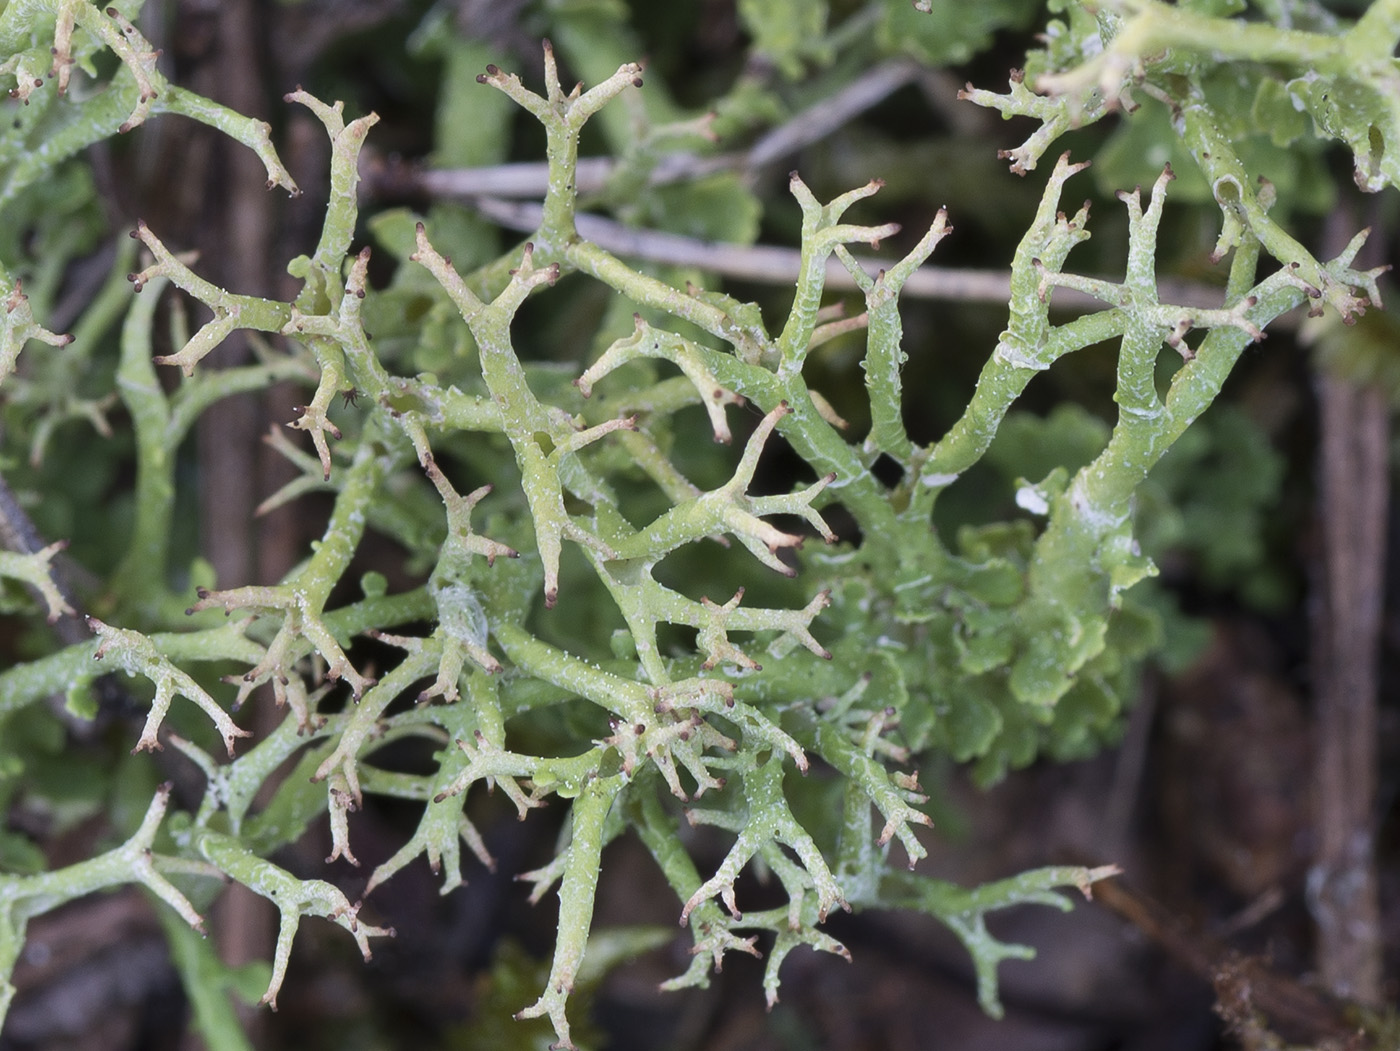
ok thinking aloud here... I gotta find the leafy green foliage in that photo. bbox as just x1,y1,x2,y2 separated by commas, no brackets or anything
0,1,1393,1047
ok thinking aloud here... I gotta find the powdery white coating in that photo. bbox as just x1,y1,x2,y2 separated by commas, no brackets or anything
1015,486,1049,516
434,582,489,651
920,471,960,487
993,340,1051,371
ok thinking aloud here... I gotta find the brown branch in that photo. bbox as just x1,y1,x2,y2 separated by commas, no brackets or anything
1308,203,1387,1006
1091,878,1364,1047
461,195,1224,311
407,58,926,201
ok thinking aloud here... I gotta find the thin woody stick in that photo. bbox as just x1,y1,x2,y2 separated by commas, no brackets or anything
464,196,1225,310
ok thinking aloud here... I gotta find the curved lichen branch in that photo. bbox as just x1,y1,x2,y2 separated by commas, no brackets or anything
413,228,624,606
958,69,1108,175
187,438,389,701
578,315,744,443
194,829,394,1011
428,468,516,563
86,4,161,133
0,538,74,622
429,730,543,817
1032,164,1267,381
156,84,300,195
681,754,846,925
256,422,335,514
780,174,901,372
882,864,1120,1018
187,583,374,700
1176,90,1388,319
129,221,293,376
968,2,1400,196
836,205,953,463
1036,1,1395,120
1,277,74,388
477,42,643,132
919,153,1099,494
0,783,210,1026
514,774,624,1050
476,42,643,244
785,706,932,868
283,355,345,481
303,649,441,820
5,1,298,192
610,402,836,574
363,723,499,897
690,587,832,671
87,616,251,756
283,89,379,272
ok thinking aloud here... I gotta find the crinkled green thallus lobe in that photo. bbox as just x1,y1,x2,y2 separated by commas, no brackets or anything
10,5,1394,1048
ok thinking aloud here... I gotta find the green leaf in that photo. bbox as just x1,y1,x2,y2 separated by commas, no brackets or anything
879,0,1039,67
738,0,831,78
960,559,1025,607
63,681,99,722
986,405,1110,484
0,831,44,875
432,39,517,169
955,606,1016,674
1251,76,1309,148
644,172,763,246
943,691,1002,761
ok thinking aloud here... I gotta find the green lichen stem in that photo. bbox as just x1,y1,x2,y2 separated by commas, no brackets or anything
515,773,625,1050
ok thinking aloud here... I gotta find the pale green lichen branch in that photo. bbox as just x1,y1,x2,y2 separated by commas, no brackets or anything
837,205,953,464
970,0,1400,195
193,829,394,1010
0,539,73,621
779,174,898,375
364,707,499,896
568,238,773,363
957,69,1102,175
1176,90,1387,317
310,647,442,823
681,754,846,925
609,402,836,574
514,773,624,1050
0,276,73,388
0,1,296,194
129,221,294,376
428,730,545,819
761,910,851,1007
476,41,643,246
110,266,310,615
0,783,208,1028
917,154,1102,502
413,227,625,606
785,706,932,867
284,89,378,276
185,436,398,700
882,865,1119,1018
1036,0,1392,107
86,616,252,755
578,316,744,442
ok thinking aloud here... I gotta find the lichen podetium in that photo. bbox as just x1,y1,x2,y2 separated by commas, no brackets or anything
0,3,1391,1047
